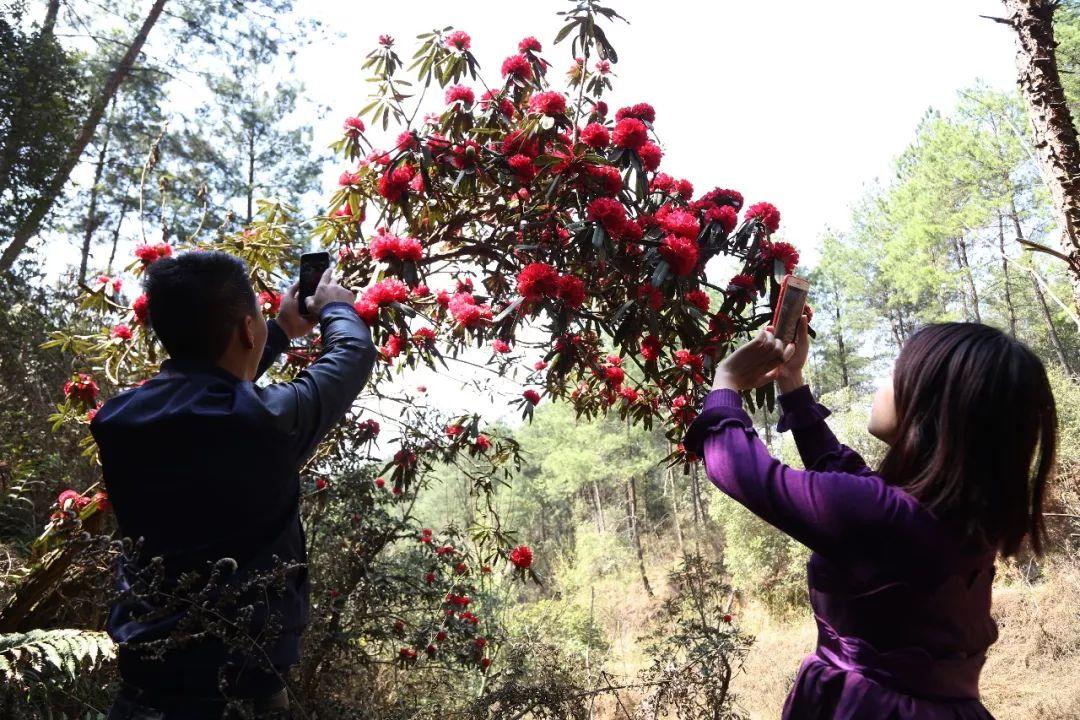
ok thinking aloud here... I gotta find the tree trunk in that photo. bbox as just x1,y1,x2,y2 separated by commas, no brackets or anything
667,464,685,556
592,480,605,533
105,197,130,275
78,102,115,285
834,294,851,387
625,476,653,597
42,0,61,34
246,125,256,225
1000,0,1080,314
1010,205,1075,375
0,0,169,273
998,211,1019,337
954,235,982,322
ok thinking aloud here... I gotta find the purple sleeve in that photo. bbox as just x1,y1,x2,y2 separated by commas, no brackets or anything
682,389,919,558
776,385,875,477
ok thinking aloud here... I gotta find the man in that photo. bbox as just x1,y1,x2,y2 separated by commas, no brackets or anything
92,251,375,718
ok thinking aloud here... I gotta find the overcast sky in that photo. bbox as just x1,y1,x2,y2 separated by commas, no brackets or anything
294,0,1020,266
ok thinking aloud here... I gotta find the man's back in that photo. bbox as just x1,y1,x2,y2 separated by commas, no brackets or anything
92,302,375,699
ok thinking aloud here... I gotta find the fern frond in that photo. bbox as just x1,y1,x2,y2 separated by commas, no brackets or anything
0,628,115,687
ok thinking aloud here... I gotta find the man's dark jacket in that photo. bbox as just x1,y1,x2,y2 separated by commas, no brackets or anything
91,302,375,698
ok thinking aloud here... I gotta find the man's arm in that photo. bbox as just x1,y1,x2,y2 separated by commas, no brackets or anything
254,319,290,380
259,302,376,462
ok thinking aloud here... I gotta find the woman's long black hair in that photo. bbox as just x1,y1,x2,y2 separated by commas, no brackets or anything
877,323,1057,556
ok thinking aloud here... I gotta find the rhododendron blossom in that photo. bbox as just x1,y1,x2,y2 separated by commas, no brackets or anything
501,54,533,81
612,118,648,150
509,545,533,569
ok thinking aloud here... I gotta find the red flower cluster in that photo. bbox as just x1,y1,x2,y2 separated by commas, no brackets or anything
338,170,361,187
516,263,586,309
528,91,567,116
727,274,757,301
612,118,648,150
518,36,542,53
378,165,416,204
480,90,514,118
744,201,781,234
448,292,493,329
133,294,149,324
446,30,471,50
615,102,656,124
474,435,491,451
509,545,533,569
638,141,662,171
761,240,800,274
110,324,133,341
343,116,365,137
135,242,172,265
354,278,409,324
357,418,380,441
492,339,511,354
258,290,281,316
580,122,610,149
370,229,424,263
64,373,99,406
585,164,622,196
501,54,533,80
445,84,475,107
522,389,541,405
508,154,536,183
686,290,710,312
660,235,699,276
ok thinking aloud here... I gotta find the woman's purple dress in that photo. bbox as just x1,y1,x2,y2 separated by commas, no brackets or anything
683,386,998,720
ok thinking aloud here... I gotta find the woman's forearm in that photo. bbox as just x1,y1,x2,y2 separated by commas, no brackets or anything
776,371,805,395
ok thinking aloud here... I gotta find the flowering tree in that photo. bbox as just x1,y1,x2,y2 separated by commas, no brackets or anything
29,0,796,706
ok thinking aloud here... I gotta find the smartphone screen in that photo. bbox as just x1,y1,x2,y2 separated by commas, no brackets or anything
298,252,331,317
773,277,809,344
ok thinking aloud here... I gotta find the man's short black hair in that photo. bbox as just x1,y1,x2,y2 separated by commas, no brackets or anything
143,250,258,363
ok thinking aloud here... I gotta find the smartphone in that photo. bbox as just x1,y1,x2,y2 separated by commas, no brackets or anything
298,252,331,317
771,275,810,344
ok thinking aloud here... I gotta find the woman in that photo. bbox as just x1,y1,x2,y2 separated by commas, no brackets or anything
683,318,1057,719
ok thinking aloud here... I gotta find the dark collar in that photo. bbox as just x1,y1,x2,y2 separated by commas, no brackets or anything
159,358,245,384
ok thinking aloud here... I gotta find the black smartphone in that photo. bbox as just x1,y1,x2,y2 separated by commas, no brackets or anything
298,252,331,317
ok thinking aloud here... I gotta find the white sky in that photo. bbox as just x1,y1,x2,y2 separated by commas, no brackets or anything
295,0,1020,267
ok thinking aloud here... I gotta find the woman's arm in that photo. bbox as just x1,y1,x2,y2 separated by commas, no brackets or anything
776,384,874,477
684,389,913,558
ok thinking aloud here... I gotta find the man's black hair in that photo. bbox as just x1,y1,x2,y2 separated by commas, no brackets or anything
143,250,258,363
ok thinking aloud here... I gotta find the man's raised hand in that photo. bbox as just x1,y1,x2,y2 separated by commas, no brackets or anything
277,282,316,340
305,267,356,317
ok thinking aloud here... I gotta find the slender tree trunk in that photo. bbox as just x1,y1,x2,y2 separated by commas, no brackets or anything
105,197,130,275
0,0,169,272
591,480,605,533
667,464,685,556
625,476,653,597
246,125,256,225
78,102,115,284
835,299,850,387
1010,205,1075,375
998,211,1019,337
689,464,703,526
999,0,1080,315
955,235,982,322
42,0,61,34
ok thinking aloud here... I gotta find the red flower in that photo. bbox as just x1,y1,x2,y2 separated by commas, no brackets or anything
612,118,648,150
501,54,533,81
508,154,537,183
675,349,704,372
424,572,436,584
615,102,656,124
436,545,455,556
641,334,662,362
343,116,365,137
110,323,133,340
379,34,394,47
412,327,436,345
357,418,380,441
595,59,611,74
365,278,410,306
502,129,540,158
480,89,514,118
522,389,541,405
711,205,739,234
619,386,639,403
454,562,467,574
724,614,733,623
650,173,674,193
492,339,511,354
744,201,781,234
338,170,361,187
448,292,492,329
394,448,417,468
534,360,548,371
586,197,627,235
604,365,625,386
675,179,694,200
556,274,586,309
377,165,416,204
658,207,699,240
686,290,710,312
412,283,430,297
585,164,622,196
727,274,757,300
353,299,378,325
580,122,610,149
135,242,172,265
64,373,99,406
761,240,800,274
594,100,609,118
399,647,417,661
481,657,491,670
375,477,386,488
637,141,662,171
258,290,281,317
700,187,744,210
517,262,560,300
436,630,448,642
474,636,488,649
637,283,664,311
518,36,542,53
315,477,328,491
86,408,98,422
660,235,699,276
426,644,438,657
475,435,491,451
509,545,533,569
446,30,471,51
381,333,405,358
370,230,424,263
444,84,475,107
528,91,567,116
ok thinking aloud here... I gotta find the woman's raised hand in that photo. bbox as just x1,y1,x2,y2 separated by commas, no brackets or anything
712,324,798,393
774,315,810,393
